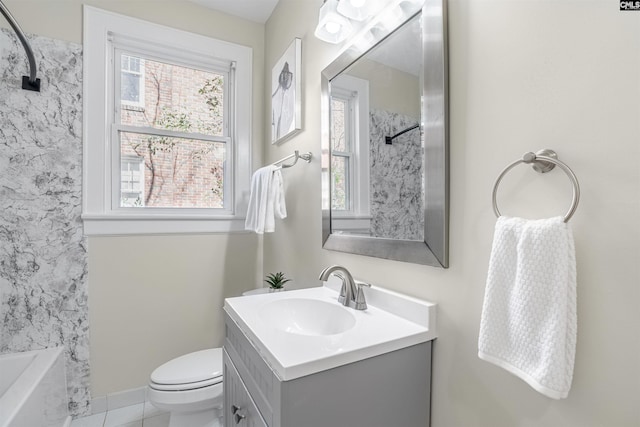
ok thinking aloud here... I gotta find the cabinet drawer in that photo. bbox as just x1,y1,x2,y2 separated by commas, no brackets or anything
224,311,279,427
224,349,268,427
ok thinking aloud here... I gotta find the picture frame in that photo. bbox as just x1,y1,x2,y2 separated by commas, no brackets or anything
271,37,302,145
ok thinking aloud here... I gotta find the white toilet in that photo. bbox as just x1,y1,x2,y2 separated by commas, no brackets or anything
147,289,271,426
148,348,224,427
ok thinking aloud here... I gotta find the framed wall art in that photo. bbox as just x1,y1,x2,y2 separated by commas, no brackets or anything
271,37,302,145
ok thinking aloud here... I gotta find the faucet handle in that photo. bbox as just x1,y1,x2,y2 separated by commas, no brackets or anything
354,282,371,310
333,272,348,304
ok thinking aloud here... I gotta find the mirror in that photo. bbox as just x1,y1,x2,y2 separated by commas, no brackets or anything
321,0,449,267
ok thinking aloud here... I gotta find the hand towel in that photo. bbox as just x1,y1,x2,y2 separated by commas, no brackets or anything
478,216,577,399
264,169,287,233
245,165,287,234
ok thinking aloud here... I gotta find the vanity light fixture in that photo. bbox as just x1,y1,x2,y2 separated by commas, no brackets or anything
314,0,354,44
315,0,426,44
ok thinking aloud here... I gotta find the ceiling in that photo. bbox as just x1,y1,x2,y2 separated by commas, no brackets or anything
190,0,281,23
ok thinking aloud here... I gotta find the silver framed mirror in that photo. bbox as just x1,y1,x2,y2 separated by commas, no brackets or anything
321,0,449,267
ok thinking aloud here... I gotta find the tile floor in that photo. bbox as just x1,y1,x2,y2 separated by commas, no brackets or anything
70,402,170,427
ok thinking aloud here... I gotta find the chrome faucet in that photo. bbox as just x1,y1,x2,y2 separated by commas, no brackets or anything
318,265,371,310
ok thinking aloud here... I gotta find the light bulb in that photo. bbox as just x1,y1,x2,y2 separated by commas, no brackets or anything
337,0,374,21
325,21,342,34
315,0,353,44
379,5,404,30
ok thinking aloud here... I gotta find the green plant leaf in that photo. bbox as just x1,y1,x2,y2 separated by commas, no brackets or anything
264,271,291,289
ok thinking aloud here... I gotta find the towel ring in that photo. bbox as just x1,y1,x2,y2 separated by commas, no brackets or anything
492,149,580,223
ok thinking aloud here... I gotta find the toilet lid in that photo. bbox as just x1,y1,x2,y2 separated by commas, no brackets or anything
150,348,223,386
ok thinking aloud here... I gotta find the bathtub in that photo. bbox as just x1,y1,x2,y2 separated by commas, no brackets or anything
0,347,70,427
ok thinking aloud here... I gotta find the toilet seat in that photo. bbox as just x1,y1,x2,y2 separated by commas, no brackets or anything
149,348,223,392
150,375,222,391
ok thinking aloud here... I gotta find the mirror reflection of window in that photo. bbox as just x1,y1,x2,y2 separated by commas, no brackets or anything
329,75,371,235
330,96,351,211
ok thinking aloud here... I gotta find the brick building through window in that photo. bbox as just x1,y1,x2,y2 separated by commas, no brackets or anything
118,53,227,209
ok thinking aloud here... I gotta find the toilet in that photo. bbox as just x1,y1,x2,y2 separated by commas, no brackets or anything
147,289,271,426
148,348,224,427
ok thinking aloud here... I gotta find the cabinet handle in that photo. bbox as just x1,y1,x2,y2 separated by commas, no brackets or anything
232,405,241,415
234,412,246,424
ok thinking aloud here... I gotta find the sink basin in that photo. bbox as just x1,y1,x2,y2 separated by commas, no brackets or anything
260,298,356,336
224,284,437,380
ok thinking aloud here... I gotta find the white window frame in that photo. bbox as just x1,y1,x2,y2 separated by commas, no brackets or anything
82,6,252,235
329,75,371,232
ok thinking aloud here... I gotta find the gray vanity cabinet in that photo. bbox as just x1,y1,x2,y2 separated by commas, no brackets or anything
224,352,268,427
223,312,432,427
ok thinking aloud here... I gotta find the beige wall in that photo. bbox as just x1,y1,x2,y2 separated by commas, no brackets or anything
2,0,266,396
88,234,261,395
265,1,639,426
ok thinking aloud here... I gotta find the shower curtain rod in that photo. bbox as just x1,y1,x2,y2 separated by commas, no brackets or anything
385,124,419,145
0,0,40,91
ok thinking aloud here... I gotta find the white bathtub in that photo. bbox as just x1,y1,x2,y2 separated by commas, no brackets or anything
0,347,70,427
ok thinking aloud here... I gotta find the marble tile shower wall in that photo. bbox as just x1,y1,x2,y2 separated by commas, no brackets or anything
0,29,90,416
369,108,424,240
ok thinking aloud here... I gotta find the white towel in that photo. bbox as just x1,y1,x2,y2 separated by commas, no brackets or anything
478,216,577,399
245,165,287,234
264,168,287,232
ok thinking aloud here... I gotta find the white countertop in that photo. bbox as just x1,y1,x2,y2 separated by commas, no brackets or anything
224,283,437,381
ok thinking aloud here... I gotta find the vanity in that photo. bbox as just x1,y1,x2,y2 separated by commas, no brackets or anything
222,281,437,427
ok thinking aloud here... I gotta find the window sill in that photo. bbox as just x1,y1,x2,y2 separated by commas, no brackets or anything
331,213,372,219
121,104,145,112
332,216,371,233
82,214,248,236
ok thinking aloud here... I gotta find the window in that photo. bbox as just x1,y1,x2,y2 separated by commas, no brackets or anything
330,95,351,211
329,75,371,232
120,54,144,108
120,155,145,207
114,50,229,210
83,7,252,235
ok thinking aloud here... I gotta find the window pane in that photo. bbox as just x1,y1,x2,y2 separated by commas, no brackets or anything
121,72,141,103
122,55,141,73
119,54,225,137
121,155,145,207
331,98,348,152
331,155,349,211
129,57,140,73
120,131,225,208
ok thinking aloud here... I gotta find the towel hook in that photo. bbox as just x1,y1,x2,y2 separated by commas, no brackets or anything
492,149,580,223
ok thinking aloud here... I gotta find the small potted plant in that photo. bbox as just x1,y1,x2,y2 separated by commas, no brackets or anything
264,272,291,292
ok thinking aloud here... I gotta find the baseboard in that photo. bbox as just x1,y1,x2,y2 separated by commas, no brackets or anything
92,386,147,413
